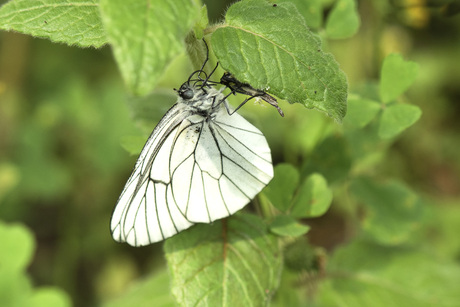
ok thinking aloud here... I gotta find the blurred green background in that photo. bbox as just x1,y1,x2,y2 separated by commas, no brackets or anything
1,0,460,306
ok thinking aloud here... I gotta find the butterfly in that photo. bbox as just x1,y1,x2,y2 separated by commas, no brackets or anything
111,42,274,246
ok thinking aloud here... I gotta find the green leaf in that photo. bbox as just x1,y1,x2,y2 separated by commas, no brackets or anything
350,178,424,245
212,0,348,121
165,214,282,306
103,270,176,307
379,53,419,103
283,238,317,271
193,5,209,39
263,163,300,212
27,288,71,307
270,215,310,237
119,135,146,156
0,222,35,272
0,0,106,47
318,240,460,306
99,0,200,95
275,0,323,29
325,0,360,39
378,104,422,139
302,136,352,183
344,97,381,128
0,271,31,307
290,173,333,218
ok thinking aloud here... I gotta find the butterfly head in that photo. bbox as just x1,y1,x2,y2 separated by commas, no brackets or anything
177,82,196,100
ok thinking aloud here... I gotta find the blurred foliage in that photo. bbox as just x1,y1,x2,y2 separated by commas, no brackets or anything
1,0,460,306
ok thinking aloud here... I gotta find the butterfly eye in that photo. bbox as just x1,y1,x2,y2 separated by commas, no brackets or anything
178,83,194,100
181,89,194,100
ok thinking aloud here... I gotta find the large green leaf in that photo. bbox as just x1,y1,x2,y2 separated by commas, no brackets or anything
0,0,106,47
212,0,348,121
99,0,200,95
165,214,282,306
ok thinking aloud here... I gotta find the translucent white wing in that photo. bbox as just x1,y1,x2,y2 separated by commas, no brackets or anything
111,100,273,247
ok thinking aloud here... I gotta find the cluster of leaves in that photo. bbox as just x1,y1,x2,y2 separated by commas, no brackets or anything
1,0,460,306
0,222,71,307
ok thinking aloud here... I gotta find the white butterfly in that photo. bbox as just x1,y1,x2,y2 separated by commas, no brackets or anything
111,65,274,247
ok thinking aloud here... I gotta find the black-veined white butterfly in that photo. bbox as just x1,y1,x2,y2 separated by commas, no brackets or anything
111,42,275,246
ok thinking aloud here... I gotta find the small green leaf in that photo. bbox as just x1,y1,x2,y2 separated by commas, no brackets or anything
302,136,352,183
325,0,360,39
290,173,333,218
165,214,282,306
193,5,209,39
378,104,422,139
264,163,300,212
0,222,35,272
350,178,424,245
27,288,71,307
0,0,106,47
270,215,310,237
103,270,176,307
344,97,381,128
380,53,419,103
212,0,348,121
275,0,323,29
119,136,146,156
99,0,200,95
0,272,31,306
283,237,317,271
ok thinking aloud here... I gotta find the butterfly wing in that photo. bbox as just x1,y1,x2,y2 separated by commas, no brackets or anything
170,105,273,224
111,103,197,246
111,102,273,247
